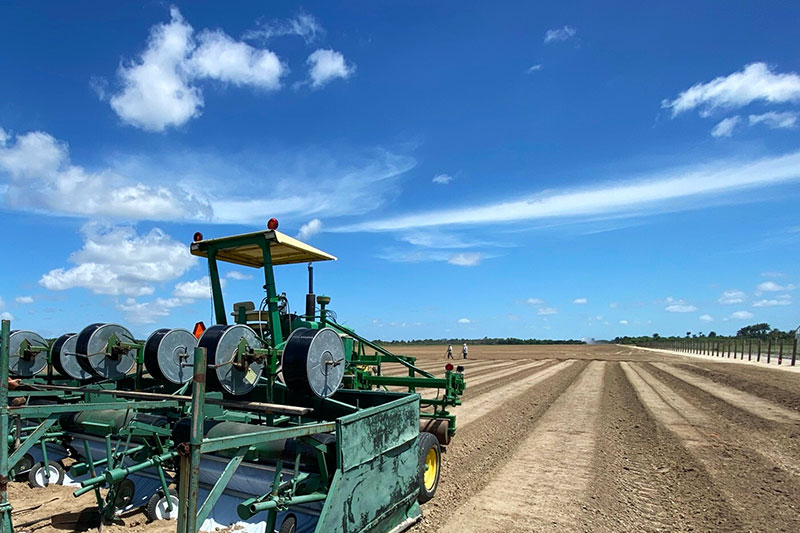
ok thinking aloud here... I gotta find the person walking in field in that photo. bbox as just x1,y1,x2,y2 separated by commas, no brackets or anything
462,343,468,359
446,344,454,359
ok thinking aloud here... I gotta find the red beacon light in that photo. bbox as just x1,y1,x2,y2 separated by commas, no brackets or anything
193,231,204,242
445,363,454,372
267,218,279,230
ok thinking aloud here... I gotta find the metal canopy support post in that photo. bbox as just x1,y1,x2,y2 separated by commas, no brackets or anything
0,320,12,533
208,250,227,326
259,241,283,348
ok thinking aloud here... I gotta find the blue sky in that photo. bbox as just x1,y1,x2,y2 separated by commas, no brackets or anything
1,1,799,341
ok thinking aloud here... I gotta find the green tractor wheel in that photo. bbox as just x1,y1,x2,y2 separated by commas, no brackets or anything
417,432,441,504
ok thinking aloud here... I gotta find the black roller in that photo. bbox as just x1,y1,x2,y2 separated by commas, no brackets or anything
144,328,196,384
198,324,263,396
282,327,345,398
75,323,136,379
50,333,92,381
8,330,48,377
75,323,104,375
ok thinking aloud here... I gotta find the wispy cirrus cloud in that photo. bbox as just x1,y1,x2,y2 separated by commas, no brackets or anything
0,122,414,225
337,150,800,232
544,26,577,44
243,12,324,44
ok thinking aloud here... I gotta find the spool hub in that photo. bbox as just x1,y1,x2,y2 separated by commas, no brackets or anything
144,328,197,384
282,328,345,398
8,330,48,377
75,323,137,379
199,325,263,395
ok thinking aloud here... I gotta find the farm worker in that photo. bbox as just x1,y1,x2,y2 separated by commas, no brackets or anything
446,344,454,359
462,343,468,359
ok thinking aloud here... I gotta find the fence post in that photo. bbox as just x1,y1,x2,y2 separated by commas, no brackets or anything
792,338,797,367
757,340,761,362
767,340,772,364
779,342,783,365
748,339,752,361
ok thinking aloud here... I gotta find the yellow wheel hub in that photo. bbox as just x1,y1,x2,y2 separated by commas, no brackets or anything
424,447,438,490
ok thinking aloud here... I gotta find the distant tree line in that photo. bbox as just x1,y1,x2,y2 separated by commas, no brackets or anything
374,337,585,345
614,322,797,345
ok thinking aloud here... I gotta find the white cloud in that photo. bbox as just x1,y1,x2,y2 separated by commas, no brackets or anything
109,8,201,131
699,314,713,322
117,297,184,325
730,310,754,320
711,116,740,137
447,253,483,267
432,174,453,185
226,271,253,280
666,304,697,313
0,128,8,145
40,223,196,297
718,289,745,305
296,218,323,240
243,13,324,44
544,26,577,43
537,307,558,315
619,320,629,325
0,126,211,220
761,271,786,278
108,8,287,131
749,111,798,129
573,298,587,304
757,280,795,292
306,49,355,88
15,296,33,304
399,232,485,249
526,297,544,305
173,276,224,300
662,63,800,117
457,318,471,324
753,294,791,307
190,30,285,89
527,64,543,73
0,312,13,321
337,150,800,232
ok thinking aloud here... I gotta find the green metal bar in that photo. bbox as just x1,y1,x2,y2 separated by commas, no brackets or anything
328,321,435,378
208,250,227,325
196,446,247,526
7,417,56,467
260,242,283,348
0,320,11,533
249,492,327,514
10,400,182,416
178,346,206,533
363,375,449,388
200,422,336,454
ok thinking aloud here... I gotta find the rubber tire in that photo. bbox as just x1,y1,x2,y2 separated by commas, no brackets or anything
11,453,34,478
417,432,441,504
145,488,179,521
28,460,65,488
279,514,297,533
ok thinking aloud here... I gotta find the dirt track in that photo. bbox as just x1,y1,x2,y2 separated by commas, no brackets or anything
10,344,800,532
403,344,800,533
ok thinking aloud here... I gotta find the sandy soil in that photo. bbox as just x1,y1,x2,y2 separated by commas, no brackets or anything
8,344,800,532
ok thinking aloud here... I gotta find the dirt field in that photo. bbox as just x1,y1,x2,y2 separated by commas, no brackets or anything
9,344,800,532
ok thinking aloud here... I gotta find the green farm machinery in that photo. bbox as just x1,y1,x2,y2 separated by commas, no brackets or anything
0,222,465,532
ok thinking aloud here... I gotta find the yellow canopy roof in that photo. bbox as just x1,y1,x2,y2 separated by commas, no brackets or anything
190,230,337,267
